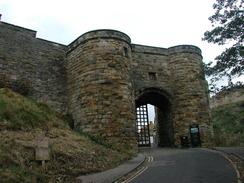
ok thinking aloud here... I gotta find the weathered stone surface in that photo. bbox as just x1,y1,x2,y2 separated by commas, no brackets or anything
0,21,212,149
210,87,244,108
0,21,67,113
67,30,136,151
168,48,212,146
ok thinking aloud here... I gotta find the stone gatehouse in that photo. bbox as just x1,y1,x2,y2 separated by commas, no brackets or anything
0,21,212,150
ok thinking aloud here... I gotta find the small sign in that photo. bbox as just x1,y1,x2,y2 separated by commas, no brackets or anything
35,135,50,161
190,127,199,133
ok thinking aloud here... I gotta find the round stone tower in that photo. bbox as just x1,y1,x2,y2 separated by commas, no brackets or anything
66,30,136,151
168,45,212,146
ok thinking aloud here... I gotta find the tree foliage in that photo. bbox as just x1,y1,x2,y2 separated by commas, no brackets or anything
203,0,244,92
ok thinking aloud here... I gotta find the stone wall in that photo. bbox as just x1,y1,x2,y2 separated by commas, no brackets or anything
0,21,212,149
66,30,137,150
131,44,211,146
0,22,67,113
131,44,172,96
210,87,244,108
168,46,211,145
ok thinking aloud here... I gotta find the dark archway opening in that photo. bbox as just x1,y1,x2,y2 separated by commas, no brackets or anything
135,88,174,147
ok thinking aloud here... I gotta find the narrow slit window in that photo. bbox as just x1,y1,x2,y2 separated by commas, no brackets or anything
148,72,157,80
123,47,129,58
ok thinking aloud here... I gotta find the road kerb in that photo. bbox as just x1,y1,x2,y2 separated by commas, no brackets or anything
115,155,153,183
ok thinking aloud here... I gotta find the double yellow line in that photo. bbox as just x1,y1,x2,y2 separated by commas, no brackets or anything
122,156,154,183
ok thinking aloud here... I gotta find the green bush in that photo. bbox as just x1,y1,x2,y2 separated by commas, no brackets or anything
211,101,244,146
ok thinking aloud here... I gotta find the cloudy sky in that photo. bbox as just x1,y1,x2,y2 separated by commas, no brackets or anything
0,0,242,120
1,0,225,62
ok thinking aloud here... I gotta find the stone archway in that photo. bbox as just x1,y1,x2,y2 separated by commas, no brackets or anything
135,88,174,147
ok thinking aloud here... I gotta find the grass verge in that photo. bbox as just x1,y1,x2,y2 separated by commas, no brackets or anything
211,101,244,146
0,88,135,182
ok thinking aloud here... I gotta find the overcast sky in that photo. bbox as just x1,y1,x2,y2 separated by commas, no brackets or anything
1,0,226,62
0,0,243,120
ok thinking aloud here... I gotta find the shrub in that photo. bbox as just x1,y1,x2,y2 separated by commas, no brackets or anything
211,101,244,146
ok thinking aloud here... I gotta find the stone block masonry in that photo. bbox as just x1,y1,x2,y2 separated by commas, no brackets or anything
66,30,136,150
210,87,244,108
0,21,67,113
0,21,212,150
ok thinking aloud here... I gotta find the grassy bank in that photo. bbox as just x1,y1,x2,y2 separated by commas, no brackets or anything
211,101,244,146
0,88,134,183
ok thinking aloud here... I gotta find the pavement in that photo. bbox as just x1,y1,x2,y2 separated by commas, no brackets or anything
76,153,145,183
213,147,244,160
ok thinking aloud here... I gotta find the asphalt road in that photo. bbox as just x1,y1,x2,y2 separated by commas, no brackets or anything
129,148,237,183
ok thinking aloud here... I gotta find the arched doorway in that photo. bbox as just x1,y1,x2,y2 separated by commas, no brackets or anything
135,88,174,147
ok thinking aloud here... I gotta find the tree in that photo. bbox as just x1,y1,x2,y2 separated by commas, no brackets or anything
203,0,244,93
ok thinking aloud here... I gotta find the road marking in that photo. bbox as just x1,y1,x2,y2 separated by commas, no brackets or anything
121,156,153,183
122,166,148,183
148,156,154,163
148,156,151,162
